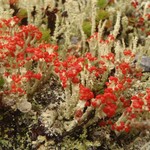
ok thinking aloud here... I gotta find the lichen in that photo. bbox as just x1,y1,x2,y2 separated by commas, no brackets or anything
0,0,150,149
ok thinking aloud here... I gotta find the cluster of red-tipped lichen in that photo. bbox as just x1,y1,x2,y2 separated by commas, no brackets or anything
0,13,149,133
0,16,58,96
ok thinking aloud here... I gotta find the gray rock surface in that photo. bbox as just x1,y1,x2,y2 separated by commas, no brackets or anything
140,56,150,72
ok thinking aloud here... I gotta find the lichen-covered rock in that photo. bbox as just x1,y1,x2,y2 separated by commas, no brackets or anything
40,109,58,128
17,100,32,113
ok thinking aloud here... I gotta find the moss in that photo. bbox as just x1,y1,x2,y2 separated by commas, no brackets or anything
82,20,92,37
96,9,110,23
0,76,4,87
39,27,51,42
16,8,27,20
97,0,108,9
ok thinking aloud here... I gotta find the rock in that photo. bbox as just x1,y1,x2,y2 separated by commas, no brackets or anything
135,55,150,72
140,56,150,72
71,36,79,45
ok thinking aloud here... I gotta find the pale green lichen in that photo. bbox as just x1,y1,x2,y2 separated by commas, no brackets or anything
0,0,150,149
60,127,101,150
